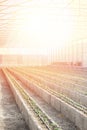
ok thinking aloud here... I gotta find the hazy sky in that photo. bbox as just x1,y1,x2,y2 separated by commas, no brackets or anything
0,0,87,54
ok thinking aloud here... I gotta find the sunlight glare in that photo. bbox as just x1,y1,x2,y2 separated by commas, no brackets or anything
8,0,74,54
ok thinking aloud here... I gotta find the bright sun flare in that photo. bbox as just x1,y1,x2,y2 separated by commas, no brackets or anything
7,0,74,54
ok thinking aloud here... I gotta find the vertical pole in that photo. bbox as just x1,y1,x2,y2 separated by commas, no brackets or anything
81,42,83,67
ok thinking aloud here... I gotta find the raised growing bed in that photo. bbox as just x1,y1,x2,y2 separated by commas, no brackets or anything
7,68,87,130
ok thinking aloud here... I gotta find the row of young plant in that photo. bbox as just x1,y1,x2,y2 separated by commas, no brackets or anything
5,70,62,130
44,66,87,81
15,67,87,94
14,66,87,83
35,71,87,95
28,78,87,115
11,68,81,91
8,68,87,115
11,68,87,114
26,67,87,88
24,68,87,95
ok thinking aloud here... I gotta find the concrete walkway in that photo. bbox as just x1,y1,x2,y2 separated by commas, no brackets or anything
0,70,29,130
